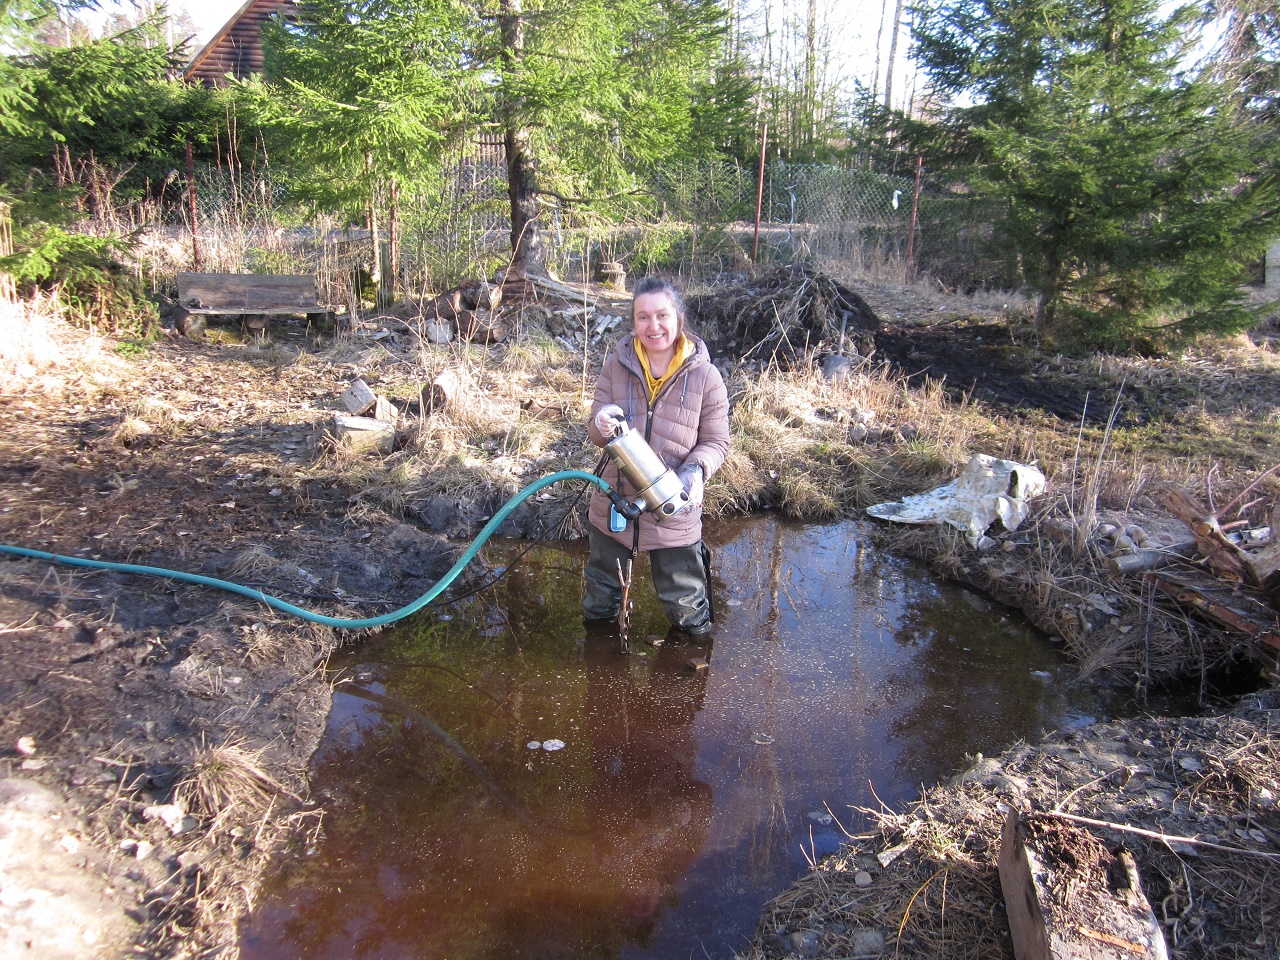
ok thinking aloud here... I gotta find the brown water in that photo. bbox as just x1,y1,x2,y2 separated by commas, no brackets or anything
239,516,1116,960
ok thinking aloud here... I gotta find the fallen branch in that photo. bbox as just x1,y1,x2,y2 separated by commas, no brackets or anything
1042,810,1280,861
1163,486,1250,581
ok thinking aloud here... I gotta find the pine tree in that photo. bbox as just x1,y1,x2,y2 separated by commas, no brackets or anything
912,0,1280,348
260,0,749,276
482,0,746,271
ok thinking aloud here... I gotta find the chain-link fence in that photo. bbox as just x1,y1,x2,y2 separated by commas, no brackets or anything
136,148,1010,304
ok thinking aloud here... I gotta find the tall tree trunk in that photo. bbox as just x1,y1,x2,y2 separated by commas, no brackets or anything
883,0,905,110
364,152,382,306
501,0,545,275
389,176,400,297
872,0,889,106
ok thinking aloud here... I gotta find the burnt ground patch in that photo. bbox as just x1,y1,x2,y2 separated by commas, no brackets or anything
875,322,1126,425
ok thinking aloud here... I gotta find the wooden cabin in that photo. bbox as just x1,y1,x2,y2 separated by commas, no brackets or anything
184,0,299,86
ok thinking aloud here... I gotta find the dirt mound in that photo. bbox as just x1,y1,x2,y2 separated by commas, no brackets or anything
874,321,1115,424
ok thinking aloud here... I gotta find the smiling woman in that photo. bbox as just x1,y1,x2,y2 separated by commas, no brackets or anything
583,276,731,637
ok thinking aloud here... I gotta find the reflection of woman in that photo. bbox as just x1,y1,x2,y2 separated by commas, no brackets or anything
584,277,730,634
583,634,714,923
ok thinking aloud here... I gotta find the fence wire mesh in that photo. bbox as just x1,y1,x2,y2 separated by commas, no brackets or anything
136,149,1009,305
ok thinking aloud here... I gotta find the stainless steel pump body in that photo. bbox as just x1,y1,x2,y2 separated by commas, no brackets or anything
604,426,690,522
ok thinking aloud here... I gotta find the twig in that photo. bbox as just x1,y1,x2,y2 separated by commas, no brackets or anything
1220,462,1280,520
1052,766,1129,813
1042,810,1280,860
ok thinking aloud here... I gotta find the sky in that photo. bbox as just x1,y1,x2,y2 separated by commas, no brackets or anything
85,0,247,46
177,0,246,44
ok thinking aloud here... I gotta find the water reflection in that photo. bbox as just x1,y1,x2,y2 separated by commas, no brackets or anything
240,517,1114,960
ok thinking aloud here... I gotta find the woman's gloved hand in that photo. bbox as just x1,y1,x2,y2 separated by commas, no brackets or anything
593,404,626,437
678,463,705,509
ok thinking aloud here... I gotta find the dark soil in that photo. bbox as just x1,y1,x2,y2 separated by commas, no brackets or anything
0,329,467,958
875,321,1119,425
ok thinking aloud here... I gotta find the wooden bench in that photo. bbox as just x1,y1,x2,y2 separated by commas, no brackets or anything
175,273,330,336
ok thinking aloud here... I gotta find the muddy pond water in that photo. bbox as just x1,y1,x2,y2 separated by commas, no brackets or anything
239,516,1127,960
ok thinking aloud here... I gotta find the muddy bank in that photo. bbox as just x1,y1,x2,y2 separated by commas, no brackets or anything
0,334,475,957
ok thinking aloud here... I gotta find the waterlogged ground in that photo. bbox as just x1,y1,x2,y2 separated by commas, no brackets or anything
237,516,1123,960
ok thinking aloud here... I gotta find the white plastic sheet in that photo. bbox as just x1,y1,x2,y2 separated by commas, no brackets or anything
866,453,1046,547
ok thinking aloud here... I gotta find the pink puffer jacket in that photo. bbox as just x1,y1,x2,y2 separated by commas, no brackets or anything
587,334,730,550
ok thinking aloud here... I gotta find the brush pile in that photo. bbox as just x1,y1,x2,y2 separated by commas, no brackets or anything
686,264,880,365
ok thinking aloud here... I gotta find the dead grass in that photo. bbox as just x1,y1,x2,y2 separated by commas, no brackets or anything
0,293,117,396
176,738,293,832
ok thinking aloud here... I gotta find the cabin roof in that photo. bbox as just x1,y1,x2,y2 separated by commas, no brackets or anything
184,0,297,86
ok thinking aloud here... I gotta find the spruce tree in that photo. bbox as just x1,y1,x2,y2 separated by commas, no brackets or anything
912,0,1280,349
260,0,749,276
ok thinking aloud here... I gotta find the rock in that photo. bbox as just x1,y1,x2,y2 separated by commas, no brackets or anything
142,803,187,835
850,928,886,956
855,870,873,887
16,736,36,756
849,423,869,442
415,496,457,533
424,320,453,344
899,422,919,440
332,415,394,455
789,929,822,958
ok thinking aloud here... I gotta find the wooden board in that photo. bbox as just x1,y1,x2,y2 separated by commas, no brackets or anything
998,807,1169,960
1149,568,1280,652
176,273,325,315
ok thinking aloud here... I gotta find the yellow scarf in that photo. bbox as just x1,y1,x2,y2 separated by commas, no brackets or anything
635,335,694,402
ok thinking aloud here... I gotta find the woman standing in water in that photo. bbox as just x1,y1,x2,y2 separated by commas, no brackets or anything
583,276,730,634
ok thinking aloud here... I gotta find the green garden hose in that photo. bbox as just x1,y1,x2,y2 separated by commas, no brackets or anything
0,470,611,630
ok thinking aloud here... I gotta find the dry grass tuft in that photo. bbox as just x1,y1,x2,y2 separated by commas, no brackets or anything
176,739,291,830
0,293,115,395
222,545,298,583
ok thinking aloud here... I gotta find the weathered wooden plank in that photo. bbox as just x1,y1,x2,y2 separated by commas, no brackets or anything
1149,569,1280,651
177,273,323,314
999,807,1169,960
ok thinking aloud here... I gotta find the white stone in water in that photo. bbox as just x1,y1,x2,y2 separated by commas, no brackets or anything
527,741,541,750
542,739,565,751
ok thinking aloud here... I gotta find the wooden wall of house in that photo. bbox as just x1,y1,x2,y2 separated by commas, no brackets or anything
185,0,295,86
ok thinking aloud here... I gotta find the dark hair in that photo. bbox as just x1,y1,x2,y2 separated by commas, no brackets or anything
631,276,685,322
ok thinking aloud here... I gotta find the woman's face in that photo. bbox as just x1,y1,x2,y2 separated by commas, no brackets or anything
633,291,682,356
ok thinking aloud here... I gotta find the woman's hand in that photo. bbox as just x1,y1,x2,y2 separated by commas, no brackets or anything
593,404,626,437
678,463,704,509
